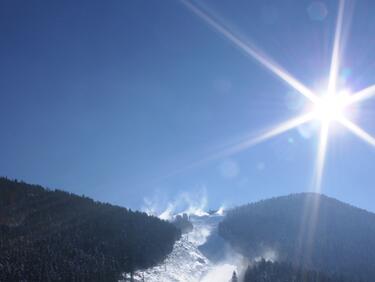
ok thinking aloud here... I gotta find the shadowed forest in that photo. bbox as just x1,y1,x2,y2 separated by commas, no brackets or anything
0,178,180,281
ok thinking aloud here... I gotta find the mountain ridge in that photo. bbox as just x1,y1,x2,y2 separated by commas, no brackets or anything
219,192,375,281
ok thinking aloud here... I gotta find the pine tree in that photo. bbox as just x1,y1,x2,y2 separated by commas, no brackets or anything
231,271,238,282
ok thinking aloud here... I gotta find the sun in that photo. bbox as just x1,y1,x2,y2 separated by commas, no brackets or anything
312,90,349,123
182,0,375,194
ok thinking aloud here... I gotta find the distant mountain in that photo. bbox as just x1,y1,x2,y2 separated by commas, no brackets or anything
219,193,375,282
0,177,180,281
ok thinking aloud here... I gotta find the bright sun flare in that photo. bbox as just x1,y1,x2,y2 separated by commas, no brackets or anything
183,0,375,193
313,91,349,123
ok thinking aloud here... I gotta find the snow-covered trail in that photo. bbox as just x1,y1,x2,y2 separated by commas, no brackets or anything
128,214,241,282
134,234,211,282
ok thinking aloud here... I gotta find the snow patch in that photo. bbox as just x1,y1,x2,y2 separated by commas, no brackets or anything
200,263,237,282
133,235,211,282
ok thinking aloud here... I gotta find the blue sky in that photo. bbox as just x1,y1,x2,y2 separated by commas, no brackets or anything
1,0,375,213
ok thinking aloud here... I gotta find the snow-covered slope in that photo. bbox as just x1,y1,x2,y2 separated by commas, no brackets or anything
128,213,241,282
134,234,211,282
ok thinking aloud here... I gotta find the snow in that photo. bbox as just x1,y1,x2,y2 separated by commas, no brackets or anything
133,235,211,282
125,213,240,282
200,264,237,282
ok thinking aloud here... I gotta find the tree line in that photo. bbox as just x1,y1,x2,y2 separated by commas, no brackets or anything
0,177,180,281
243,259,352,282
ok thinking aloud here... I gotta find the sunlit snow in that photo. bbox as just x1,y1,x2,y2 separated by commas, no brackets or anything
127,213,240,282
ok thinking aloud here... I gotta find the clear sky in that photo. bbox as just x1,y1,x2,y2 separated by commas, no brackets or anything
1,0,375,213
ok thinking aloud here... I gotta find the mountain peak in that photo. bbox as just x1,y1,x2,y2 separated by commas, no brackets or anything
220,193,375,281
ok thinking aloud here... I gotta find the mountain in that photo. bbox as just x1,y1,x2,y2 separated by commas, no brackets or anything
219,193,375,281
0,177,180,281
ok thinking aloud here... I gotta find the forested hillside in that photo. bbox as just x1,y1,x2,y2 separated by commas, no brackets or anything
0,178,180,281
219,193,375,282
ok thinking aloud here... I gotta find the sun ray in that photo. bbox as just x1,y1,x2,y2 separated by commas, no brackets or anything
327,0,346,94
302,1,348,257
154,113,315,182
210,113,315,160
346,84,375,105
338,117,375,147
294,123,330,267
180,0,319,103
313,122,330,193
